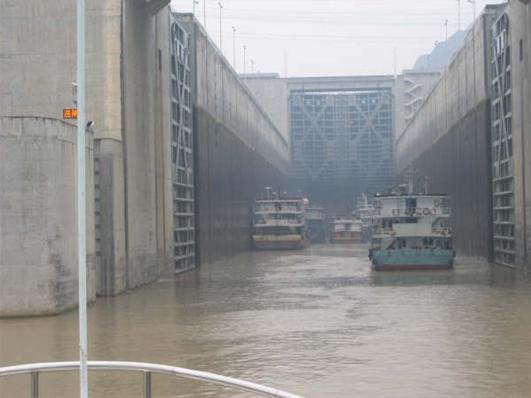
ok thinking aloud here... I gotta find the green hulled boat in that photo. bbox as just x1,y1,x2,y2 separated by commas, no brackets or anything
369,190,455,271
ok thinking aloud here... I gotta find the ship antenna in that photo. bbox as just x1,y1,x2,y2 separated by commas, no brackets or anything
408,167,414,194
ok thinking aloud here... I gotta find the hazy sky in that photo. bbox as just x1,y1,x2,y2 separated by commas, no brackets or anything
171,0,505,77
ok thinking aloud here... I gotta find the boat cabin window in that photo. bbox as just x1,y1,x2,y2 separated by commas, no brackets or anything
405,198,417,214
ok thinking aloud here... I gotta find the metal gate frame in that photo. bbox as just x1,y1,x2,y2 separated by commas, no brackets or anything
290,90,394,195
170,16,195,271
491,12,515,266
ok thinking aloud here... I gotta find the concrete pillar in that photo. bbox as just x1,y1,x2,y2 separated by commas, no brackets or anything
0,117,96,316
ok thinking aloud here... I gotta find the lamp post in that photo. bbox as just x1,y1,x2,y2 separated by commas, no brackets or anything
218,1,223,53
457,0,461,31
232,26,236,69
203,0,206,29
243,45,247,73
76,0,88,397
468,0,476,25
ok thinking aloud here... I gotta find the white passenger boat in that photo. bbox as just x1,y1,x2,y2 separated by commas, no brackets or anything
330,218,362,243
369,191,455,270
252,195,310,250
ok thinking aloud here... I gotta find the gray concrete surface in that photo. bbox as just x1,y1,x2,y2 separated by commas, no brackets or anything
184,15,290,170
177,14,290,265
0,0,175,302
241,73,291,147
0,3,292,315
121,0,163,290
396,5,506,260
507,0,531,267
395,70,442,135
0,117,96,316
397,1,530,267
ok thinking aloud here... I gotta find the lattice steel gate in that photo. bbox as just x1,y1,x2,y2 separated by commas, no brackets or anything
170,17,195,271
290,90,394,196
490,13,515,266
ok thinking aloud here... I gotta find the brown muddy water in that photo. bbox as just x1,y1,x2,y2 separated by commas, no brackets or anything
2,244,531,397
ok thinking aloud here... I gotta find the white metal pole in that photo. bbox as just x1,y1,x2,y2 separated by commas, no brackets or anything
232,26,236,68
243,45,246,74
283,50,287,78
76,0,88,397
393,47,397,79
203,0,206,29
457,0,461,31
468,0,476,24
218,1,223,53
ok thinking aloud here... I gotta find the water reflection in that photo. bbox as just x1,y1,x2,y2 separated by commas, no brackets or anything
1,244,531,397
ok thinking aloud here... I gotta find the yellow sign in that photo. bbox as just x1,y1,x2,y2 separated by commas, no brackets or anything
63,108,78,119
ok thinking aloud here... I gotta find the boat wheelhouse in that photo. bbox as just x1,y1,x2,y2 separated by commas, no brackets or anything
252,196,309,250
369,193,455,270
354,194,376,242
330,218,362,243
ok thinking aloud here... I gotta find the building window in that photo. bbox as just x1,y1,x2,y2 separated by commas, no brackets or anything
520,39,524,62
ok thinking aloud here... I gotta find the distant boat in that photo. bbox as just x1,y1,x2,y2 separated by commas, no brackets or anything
369,191,455,271
304,205,327,243
354,193,376,242
252,194,309,250
330,218,362,244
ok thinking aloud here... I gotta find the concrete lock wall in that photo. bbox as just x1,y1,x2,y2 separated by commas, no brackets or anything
94,0,174,294
0,0,175,311
121,0,166,290
0,117,96,316
0,0,127,299
396,6,504,260
507,0,531,267
176,14,289,265
241,74,291,147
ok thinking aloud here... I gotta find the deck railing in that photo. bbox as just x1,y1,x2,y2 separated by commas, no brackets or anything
0,361,304,398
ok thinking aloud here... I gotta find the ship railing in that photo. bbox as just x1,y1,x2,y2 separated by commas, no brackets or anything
0,361,304,398
255,220,303,226
372,208,452,218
